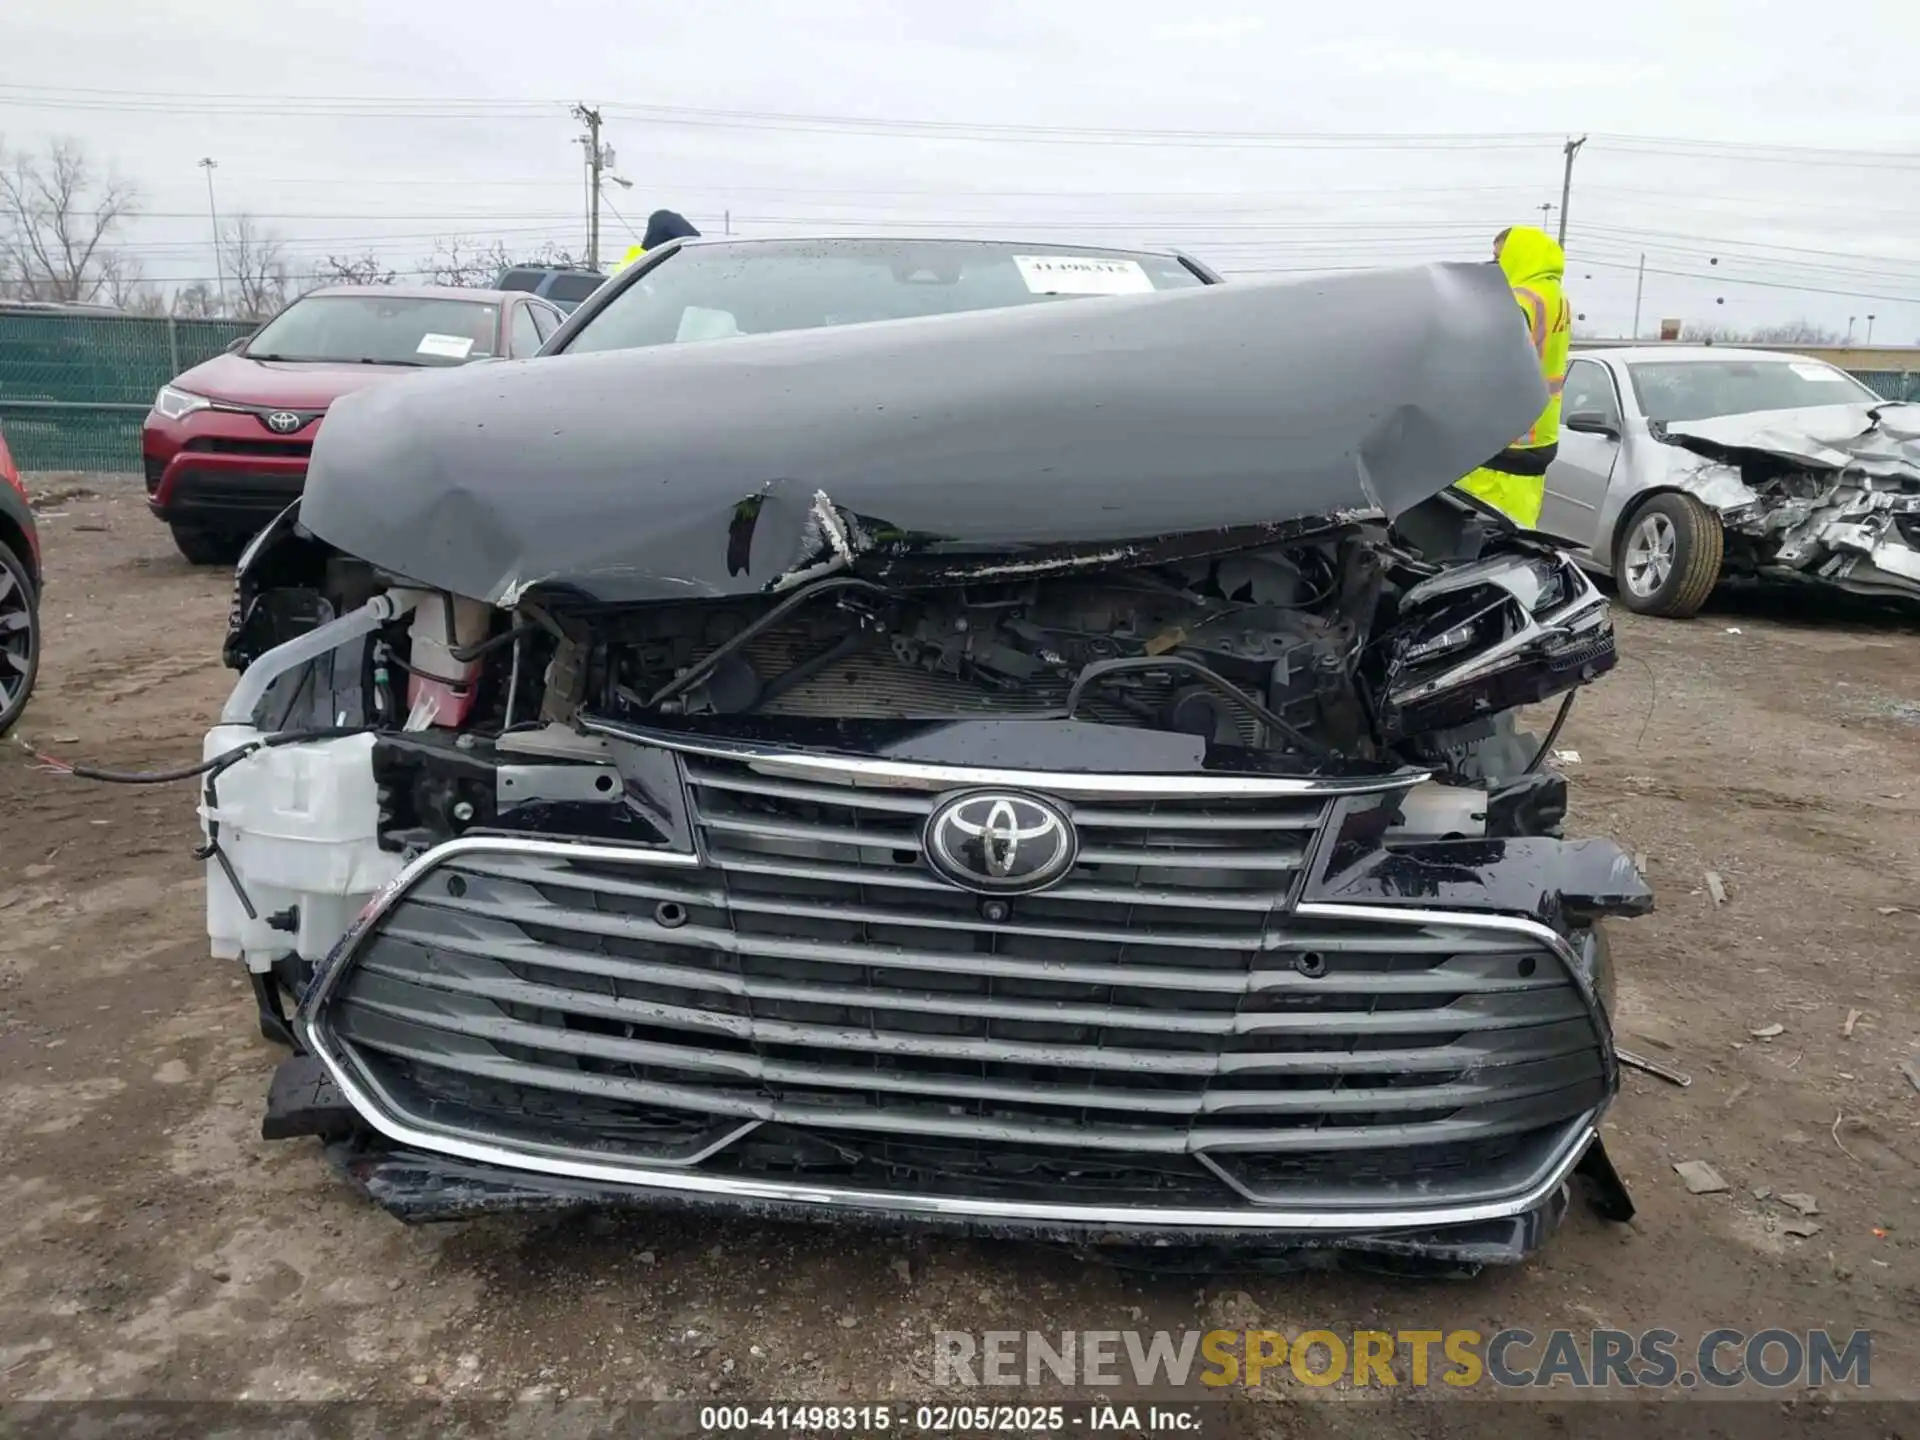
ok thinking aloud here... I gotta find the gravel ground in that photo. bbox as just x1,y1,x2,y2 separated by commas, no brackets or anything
2,478,1917,1425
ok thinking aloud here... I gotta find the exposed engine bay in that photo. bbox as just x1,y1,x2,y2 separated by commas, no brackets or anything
227,496,1614,793
196,262,1650,1269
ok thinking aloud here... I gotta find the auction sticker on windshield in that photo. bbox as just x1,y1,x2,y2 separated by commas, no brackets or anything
1013,255,1156,296
1789,362,1847,382
417,333,475,359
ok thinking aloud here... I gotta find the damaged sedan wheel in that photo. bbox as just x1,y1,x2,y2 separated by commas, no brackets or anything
1614,493,1722,619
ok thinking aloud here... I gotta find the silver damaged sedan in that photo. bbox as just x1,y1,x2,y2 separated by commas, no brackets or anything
1540,346,1920,616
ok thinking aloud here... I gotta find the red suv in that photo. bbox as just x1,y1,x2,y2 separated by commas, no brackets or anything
144,285,563,564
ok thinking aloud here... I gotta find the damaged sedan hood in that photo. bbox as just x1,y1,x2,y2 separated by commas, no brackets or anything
298,261,1547,604
1659,401,1920,480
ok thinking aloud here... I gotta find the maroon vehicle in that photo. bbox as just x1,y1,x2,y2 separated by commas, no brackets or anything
0,421,40,737
143,285,565,564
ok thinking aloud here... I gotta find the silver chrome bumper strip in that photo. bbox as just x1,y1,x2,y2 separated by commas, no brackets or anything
579,719,1429,798
299,831,1609,1234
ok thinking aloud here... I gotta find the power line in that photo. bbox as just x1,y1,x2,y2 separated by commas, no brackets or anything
6,82,1916,167
1572,256,1920,306
172,177,1547,199
1585,185,1920,224
599,190,644,243
1590,136,1920,173
1574,223,1920,272
0,85,1554,147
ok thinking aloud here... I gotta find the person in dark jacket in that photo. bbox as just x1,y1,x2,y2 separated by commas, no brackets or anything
610,211,703,275
640,210,701,249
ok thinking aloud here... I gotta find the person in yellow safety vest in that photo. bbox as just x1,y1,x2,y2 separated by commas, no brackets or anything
607,210,703,277
1454,225,1571,529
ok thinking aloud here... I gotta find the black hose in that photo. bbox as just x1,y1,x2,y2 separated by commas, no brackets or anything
379,647,473,692
755,630,877,708
449,620,537,664
61,727,371,785
644,576,884,710
1064,655,1338,760
1525,691,1578,773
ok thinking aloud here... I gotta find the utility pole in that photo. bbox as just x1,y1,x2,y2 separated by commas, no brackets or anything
197,157,226,314
1866,314,1877,343
572,104,604,269
1557,135,1587,247
1631,253,1646,340
1537,201,1555,227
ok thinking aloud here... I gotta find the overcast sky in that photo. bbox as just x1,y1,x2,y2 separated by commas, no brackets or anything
5,0,1919,341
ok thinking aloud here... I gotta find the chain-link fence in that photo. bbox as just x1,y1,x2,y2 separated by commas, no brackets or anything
1857,369,1920,402
0,308,254,472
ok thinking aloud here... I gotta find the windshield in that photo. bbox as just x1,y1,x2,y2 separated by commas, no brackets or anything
559,239,1207,355
545,273,605,304
244,295,499,366
1627,358,1881,424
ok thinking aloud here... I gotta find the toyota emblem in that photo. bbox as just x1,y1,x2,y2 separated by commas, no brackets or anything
923,790,1077,896
264,411,303,434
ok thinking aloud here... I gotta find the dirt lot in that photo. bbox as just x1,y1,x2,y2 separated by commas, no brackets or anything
2,479,1917,1421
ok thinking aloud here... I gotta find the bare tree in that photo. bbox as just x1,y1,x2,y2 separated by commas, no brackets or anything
223,213,291,319
1746,319,1843,345
0,138,139,302
419,235,588,289
98,252,165,313
526,239,584,269
171,281,221,319
419,235,516,288
1681,318,1843,346
309,252,397,288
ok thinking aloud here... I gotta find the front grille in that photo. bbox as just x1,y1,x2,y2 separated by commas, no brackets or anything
183,436,314,459
314,754,1608,1213
167,468,306,515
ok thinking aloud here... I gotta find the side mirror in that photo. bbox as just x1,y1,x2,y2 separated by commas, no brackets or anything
1564,410,1619,439
225,336,248,354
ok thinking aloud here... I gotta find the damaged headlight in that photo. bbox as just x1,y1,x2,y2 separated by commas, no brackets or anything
1400,621,1479,665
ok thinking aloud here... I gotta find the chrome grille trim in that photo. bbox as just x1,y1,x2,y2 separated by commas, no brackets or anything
582,720,1429,797
303,787,1613,1224
681,754,1333,909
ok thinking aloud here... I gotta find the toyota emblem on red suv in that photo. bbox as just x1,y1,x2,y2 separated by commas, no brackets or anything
264,411,303,434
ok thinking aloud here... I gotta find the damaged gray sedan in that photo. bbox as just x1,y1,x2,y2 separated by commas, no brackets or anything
204,259,1647,1274
1544,346,1917,617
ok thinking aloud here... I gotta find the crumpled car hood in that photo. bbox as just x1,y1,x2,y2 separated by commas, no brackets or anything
298,261,1547,605
1659,401,1920,480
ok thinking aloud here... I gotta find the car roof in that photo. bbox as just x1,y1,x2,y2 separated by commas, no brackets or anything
1577,345,1833,366
668,234,1189,261
301,284,522,304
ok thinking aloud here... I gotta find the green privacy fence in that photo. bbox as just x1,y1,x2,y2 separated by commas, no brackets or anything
0,308,1916,473
0,309,255,472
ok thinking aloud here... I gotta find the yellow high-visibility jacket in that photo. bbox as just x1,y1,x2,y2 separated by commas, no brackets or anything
1498,225,1572,455
606,243,648,276
1456,226,1572,527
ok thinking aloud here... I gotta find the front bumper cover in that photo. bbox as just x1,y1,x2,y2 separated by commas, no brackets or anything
266,1053,1633,1272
